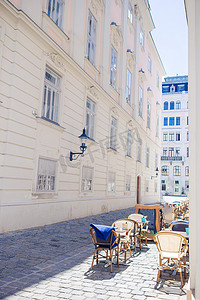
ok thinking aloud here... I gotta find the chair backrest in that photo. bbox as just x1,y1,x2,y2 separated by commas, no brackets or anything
170,220,189,232
89,227,115,249
154,231,186,254
128,213,145,222
112,218,137,234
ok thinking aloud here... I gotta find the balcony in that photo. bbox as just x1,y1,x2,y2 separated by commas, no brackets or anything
161,156,182,161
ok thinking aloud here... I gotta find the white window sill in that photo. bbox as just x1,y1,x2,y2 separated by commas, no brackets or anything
36,116,65,132
32,192,58,199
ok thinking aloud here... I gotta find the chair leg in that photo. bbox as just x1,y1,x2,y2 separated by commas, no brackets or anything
96,250,98,264
127,241,132,257
91,249,97,270
179,260,184,287
184,256,187,279
110,250,113,272
117,248,119,266
157,256,162,282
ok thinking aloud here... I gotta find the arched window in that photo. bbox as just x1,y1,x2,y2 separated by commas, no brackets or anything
173,166,181,176
161,166,169,176
164,101,168,110
176,101,181,109
170,101,174,110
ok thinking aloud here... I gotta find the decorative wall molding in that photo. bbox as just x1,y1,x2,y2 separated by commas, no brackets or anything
87,85,99,99
127,50,136,68
111,106,119,118
110,23,122,49
46,52,66,71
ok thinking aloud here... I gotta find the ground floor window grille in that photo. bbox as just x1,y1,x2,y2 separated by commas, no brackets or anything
125,175,131,192
37,158,56,192
81,166,93,192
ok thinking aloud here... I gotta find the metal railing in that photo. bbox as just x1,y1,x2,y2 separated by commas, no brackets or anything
161,156,182,161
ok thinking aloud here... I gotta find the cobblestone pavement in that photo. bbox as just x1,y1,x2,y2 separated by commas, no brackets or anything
0,208,188,300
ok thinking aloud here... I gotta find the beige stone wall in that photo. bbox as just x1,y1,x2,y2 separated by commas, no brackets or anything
0,0,165,233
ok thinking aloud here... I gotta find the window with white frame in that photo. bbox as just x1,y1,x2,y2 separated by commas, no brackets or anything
163,132,168,141
140,25,144,47
139,85,143,117
110,46,117,89
148,56,152,73
86,98,95,139
187,147,189,157
174,166,181,176
87,10,97,65
169,132,174,141
185,166,189,176
163,147,167,157
185,181,189,190
128,3,134,25
108,172,116,192
176,147,180,156
146,147,150,168
176,132,181,141
42,67,61,123
161,165,169,176
37,158,56,192
161,180,166,191
110,117,117,150
81,166,93,192
156,114,159,137
155,182,158,193
127,130,132,156
176,101,181,109
125,175,131,192
126,69,132,104
137,139,142,161
47,0,64,29
147,102,151,128
169,147,174,157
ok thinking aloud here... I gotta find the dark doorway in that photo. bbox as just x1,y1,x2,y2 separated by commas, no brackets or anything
136,176,140,204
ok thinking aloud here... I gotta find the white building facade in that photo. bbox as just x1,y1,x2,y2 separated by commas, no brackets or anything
161,76,189,197
0,0,165,233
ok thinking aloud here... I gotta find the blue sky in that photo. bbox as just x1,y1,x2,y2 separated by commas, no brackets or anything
149,0,188,77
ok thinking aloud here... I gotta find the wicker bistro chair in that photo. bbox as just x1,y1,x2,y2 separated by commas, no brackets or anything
128,214,149,246
162,205,176,229
169,220,189,232
89,224,120,272
154,231,188,287
112,218,139,261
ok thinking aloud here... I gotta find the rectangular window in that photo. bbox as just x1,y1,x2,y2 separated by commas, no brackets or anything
164,117,168,126
37,158,56,192
176,147,180,156
163,147,167,157
176,132,181,141
146,147,150,168
110,46,117,89
148,56,152,73
185,166,189,176
169,147,174,157
126,69,132,104
108,172,116,192
147,103,151,129
169,132,174,141
140,26,144,47
169,117,175,126
162,86,169,93
137,139,142,161
81,166,93,192
47,0,64,29
161,166,169,176
128,3,134,25
42,67,61,123
174,166,181,176
125,175,131,192
178,84,185,92
163,132,168,141
86,98,95,139
187,147,189,157
187,131,189,141
185,181,189,190
110,117,117,150
175,180,179,185
127,130,132,156
139,86,143,117
87,10,97,65
187,116,189,125
176,117,180,126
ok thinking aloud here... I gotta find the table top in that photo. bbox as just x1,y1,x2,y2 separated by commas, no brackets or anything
162,230,189,239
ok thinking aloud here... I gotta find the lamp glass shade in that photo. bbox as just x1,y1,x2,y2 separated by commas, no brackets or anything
78,128,88,143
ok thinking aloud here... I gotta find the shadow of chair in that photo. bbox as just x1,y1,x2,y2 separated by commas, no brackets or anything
89,224,120,272
154,231,188,288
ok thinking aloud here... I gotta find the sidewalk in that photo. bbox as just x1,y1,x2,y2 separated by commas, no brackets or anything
0,208,188,299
